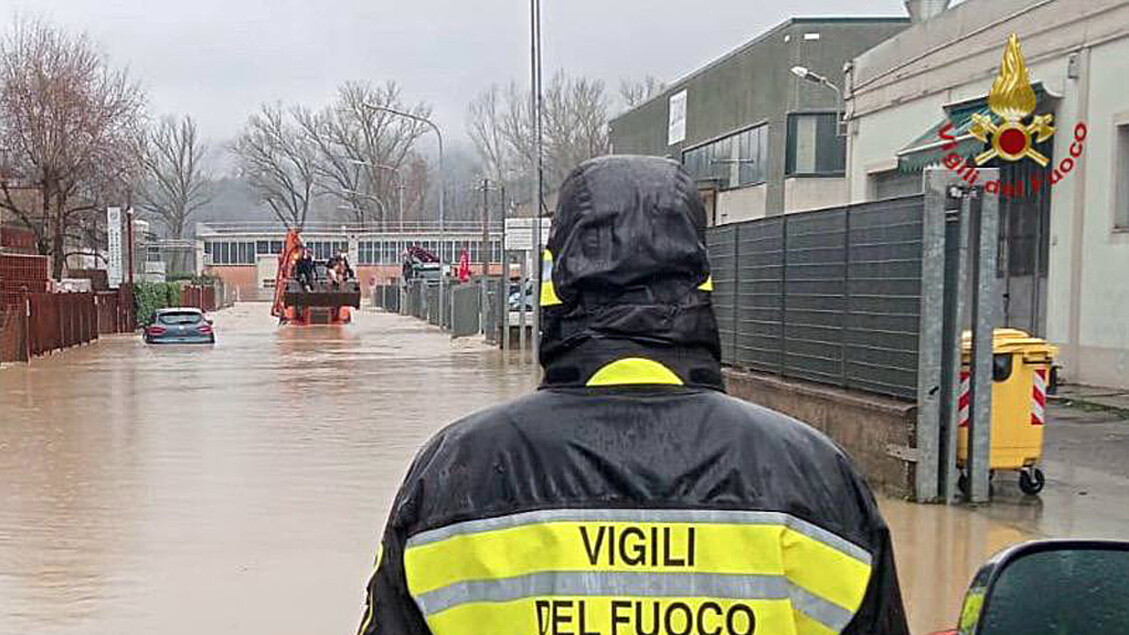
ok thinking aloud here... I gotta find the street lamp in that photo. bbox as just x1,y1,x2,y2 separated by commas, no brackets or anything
364,104,447,328
346,159,405,231
790,66,846,136
339,188,390,222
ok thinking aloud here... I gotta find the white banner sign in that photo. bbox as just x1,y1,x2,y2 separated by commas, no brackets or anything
106,207,123,288
504,217,551,251
668,90,687,145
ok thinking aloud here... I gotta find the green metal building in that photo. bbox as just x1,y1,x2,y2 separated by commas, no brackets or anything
610,17,909,225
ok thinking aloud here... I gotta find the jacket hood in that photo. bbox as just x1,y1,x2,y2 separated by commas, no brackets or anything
539,155,721,388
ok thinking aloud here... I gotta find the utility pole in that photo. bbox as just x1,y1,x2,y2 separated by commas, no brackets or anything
480,178,490,335
530,0,544,367
364,105,445,329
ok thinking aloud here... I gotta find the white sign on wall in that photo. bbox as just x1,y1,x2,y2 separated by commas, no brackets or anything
504,218,552,251
106,206,123,288
667,89,687,145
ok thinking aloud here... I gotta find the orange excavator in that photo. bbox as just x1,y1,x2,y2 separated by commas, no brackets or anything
271,230,360,325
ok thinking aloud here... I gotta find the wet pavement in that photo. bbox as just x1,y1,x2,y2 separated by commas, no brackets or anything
1,304,1126,635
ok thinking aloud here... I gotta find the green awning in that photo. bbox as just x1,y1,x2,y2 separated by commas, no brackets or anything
896,103,992,173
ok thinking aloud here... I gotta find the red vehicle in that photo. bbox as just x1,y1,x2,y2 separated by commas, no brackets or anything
271,230,360,325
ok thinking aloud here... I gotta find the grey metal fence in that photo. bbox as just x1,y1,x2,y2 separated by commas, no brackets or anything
426,285,440,325
709,195,925,400
483,278,505,345
371,285,401,313
451,284,481,338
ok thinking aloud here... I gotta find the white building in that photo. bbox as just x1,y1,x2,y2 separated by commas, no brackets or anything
845,0,1129,388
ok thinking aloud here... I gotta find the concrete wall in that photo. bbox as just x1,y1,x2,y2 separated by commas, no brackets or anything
716,184,768,224
610,18,909,217
724,369,917,498
847,0,1129,388
1058,35,1129,386
205,265,263,301
783,176,848,213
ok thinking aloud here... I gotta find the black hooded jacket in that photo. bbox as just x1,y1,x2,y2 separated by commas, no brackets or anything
358,156,909,635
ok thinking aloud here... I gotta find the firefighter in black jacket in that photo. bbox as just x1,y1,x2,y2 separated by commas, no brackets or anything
357,155,909,635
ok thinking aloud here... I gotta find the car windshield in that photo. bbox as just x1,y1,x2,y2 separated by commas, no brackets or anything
158,312,203,326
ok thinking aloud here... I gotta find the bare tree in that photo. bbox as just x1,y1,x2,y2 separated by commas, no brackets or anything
137,115,211,239
299,81,430,226
619,75,665,109
542,72,610,186
466,84,513,185
232,103,319,230
0,18,146,277
466,72,611,204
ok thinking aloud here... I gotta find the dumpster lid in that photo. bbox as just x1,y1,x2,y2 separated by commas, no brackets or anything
961,328,1058,356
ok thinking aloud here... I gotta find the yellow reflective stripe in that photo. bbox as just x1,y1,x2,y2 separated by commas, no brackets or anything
699,275,714,291
782,529,871,614
540,250,562,306
586,358,685,386
404,521,869,614
424,596,792,635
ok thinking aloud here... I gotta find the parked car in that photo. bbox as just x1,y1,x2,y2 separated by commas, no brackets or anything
508,281,534,312
144,307,215,344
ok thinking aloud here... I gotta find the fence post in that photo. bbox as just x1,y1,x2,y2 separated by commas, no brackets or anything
916,168,950,503
841,208,851,388
779,216,788,377
967,172,1000,504
23,293,31,361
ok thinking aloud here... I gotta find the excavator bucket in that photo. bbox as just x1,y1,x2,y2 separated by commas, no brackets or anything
271,229,360,325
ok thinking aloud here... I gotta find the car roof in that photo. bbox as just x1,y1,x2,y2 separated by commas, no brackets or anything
155,307,204,314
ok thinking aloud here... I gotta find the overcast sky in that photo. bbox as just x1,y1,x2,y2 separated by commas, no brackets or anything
0,0,916,150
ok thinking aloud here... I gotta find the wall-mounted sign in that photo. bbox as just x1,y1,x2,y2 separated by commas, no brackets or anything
668,90,687,145
106,207,123,288
504,218,551,251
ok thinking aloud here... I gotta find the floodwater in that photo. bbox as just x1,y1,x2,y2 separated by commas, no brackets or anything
0,304,1064,634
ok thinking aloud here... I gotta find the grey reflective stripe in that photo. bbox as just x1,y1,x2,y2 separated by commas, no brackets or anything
407,508,871,566
413,570,855,632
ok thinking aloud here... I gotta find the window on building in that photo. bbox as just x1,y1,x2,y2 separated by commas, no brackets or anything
1117,123,1129,229
254,240,283,255
205,241,256,264
383,241,399,264
681,124,768,189
358,241,377,265
786,112,845,176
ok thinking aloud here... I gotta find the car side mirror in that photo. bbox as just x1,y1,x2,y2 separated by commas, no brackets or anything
954,540,1129,635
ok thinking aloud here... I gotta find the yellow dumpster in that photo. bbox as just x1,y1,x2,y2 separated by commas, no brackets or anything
957,328,1057,496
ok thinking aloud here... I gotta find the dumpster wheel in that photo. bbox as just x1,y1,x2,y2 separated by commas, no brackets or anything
1019,467,1045,496
957,470,996,499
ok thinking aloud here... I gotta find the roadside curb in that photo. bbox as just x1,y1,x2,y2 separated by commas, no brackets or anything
1049,394,1129,420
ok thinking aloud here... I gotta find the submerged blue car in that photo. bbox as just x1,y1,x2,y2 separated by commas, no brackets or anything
144,307,215,344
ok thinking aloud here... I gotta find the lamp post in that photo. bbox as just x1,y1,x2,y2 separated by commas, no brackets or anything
790,65,846,136
347,159,405,231
530,0,544,366
339,188,390,223
365,104,446,328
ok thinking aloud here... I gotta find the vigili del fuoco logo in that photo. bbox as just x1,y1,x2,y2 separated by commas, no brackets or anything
937,34,1087,196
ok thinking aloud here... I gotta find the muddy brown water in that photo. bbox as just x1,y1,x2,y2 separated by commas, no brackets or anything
1,304,1035,634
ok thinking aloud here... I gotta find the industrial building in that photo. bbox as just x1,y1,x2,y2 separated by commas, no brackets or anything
609,16,909,224
195,221,503,301
844,0,1129,388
